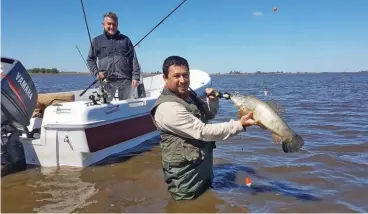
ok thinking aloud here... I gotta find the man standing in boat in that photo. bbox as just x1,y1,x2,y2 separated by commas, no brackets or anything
150,56,257,201
87,12,145,101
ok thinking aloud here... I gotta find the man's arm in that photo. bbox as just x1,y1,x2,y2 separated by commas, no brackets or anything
154,102,244,142
86,39,99,77
127,38,140,81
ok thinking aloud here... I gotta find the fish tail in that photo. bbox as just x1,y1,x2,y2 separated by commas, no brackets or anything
282,133,304,153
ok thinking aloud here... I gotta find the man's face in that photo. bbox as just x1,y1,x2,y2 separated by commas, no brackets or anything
164,65,190,96
102,17,118,35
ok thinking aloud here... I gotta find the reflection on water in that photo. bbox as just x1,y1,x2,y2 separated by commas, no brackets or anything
32,168,98,213
2,72,368,212
1,166,98,213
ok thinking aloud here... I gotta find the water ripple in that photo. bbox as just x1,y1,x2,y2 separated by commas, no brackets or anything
1,72,368,213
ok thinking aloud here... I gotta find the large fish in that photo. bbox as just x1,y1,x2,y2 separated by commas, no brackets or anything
216,92,304,153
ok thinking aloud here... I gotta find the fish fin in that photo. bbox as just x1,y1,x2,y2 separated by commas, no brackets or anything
237,107,250,119
282,133,304,153
264,100,285,116
272,133,283,144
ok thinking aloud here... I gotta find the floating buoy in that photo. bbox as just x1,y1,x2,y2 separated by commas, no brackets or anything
245,177,252,187
273,7,278,12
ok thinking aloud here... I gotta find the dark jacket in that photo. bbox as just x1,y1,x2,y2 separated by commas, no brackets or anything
86,30,140,81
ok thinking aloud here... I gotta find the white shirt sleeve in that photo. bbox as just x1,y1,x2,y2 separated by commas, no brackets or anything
154,102,244,142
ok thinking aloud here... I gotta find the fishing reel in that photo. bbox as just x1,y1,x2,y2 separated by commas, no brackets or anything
88,91,108,105
209,91,232,100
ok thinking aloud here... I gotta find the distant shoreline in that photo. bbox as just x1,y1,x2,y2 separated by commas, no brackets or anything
211,71,368,75
30,72,91,75
29,72,160,77
29,70,368,76
210,72,366,75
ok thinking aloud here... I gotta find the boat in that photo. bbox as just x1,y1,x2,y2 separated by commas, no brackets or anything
1,0,201,172
1,57,212,169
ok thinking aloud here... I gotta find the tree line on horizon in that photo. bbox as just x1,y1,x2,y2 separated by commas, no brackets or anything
27,68,59,74
26,68,164,75
224,70,287,74
26,67,367,75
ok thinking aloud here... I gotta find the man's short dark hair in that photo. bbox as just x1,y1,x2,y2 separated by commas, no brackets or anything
162,56,189,77
103,12,118,22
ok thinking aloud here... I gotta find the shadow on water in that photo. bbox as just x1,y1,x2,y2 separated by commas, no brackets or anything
212,163,320,202
1,135,161,178
92,136,161,167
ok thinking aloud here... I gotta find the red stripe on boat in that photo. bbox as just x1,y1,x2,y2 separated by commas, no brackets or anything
85,93,206,152
85,114,157,152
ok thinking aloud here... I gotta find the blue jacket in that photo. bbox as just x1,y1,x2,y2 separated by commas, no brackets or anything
87,30,140,81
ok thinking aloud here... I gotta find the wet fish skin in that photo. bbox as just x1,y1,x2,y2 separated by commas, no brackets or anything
230,93,304,153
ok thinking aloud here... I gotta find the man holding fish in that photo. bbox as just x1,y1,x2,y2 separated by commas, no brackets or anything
150,56,257,201
150,55,304,201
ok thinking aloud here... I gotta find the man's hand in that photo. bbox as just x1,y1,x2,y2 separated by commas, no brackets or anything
205,88,218,101
240,112,256,127
132,80,139,88
97,72,105,80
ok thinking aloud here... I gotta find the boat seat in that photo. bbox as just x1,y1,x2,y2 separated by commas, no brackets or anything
32,92,75,118
27,93,75,138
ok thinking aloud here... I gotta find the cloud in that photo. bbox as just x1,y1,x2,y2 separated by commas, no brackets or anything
252,11,263,17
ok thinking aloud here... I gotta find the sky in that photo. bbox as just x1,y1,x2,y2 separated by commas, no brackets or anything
2,0,368,74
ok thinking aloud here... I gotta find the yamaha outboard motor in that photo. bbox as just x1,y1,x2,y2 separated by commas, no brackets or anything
1,57,38,176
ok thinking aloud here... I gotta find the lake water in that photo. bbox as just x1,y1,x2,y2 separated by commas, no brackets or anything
1,72,368,213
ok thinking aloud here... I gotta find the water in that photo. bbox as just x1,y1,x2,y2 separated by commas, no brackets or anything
2,72,368,213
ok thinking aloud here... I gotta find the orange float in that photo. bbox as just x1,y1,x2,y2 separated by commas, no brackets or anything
245,177,252,187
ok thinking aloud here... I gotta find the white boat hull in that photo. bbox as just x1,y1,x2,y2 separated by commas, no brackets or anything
19,69,212,168
22,130,159,167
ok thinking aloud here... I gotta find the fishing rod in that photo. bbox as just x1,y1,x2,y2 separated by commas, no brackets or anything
188,87,233,100
210,91,232,99
79,0,107,103
75,44,109,102
75,45,95,79
78,0,189,97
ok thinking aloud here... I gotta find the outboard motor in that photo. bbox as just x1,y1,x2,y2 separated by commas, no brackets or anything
1,57,38,176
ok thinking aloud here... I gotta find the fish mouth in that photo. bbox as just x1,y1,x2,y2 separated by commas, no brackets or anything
233,102,242,109
230,97,241,108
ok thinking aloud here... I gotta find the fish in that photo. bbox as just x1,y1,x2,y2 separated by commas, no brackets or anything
230,92,304,153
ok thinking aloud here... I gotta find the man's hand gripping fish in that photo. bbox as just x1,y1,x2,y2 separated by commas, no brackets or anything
215,91,304,153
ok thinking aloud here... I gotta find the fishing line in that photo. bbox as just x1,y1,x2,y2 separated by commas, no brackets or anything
79,0,107,103
75,45,95,79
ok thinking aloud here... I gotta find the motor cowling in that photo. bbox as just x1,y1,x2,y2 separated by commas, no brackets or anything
1,57,38,130
1,57,38,176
